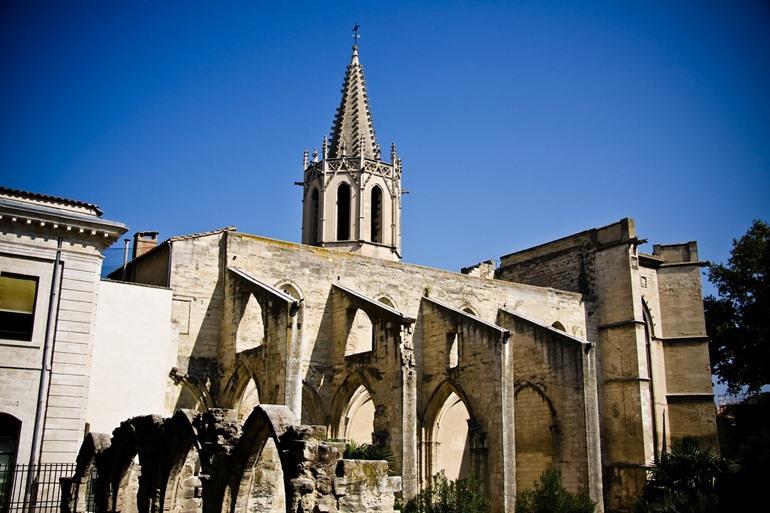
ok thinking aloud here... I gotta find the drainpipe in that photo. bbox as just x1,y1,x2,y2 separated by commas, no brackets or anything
26,236,63,508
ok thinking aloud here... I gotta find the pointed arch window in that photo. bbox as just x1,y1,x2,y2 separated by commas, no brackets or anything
370,186,382,243
337,183,351,241
310,188,320,244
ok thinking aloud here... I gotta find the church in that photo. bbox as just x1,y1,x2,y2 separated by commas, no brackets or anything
1,41,717,513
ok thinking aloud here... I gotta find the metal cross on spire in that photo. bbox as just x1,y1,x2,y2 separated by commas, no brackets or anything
352,23,360,47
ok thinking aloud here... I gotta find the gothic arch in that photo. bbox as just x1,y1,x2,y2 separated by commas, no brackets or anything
370,185,383,243
336,182,351,241
161,410,202,513
330,373,377,442
514,383,560,491
226,406,295,513
173,378,213,412
641,298,657,338
375,294,397,309
301,381,325,427
274,280,304,302
422,381,476,483
222,365,262,422
106,419,144,513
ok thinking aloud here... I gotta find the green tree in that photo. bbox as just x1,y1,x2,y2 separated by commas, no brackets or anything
634,439,730,513
704,219,770,394
516,470,594,513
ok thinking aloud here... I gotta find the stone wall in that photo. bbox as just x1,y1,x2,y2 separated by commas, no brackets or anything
61,406,401,513
119,229,597,513
494,219,718,511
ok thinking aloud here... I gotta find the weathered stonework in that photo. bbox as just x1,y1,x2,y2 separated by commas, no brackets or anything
62,406,401,513
111,227,602,513
88,45,717,513
496,219,717,511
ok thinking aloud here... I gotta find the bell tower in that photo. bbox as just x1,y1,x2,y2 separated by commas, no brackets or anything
300,42,403,261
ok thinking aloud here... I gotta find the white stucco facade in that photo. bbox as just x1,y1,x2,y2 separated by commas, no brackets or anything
87,279,175,434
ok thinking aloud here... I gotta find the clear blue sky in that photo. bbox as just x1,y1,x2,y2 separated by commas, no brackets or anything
2,0,769,287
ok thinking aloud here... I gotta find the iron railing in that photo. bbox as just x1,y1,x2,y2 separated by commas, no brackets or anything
0,463,76,513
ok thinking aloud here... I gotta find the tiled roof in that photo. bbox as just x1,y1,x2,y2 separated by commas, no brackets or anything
0,186,103,216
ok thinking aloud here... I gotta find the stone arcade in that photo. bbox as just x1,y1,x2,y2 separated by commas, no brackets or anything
60,44,717,513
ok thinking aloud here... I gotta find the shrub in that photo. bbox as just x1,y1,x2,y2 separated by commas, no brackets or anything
634,438,729,513
343,441,394,463
516,470,594,513
403,472,488,513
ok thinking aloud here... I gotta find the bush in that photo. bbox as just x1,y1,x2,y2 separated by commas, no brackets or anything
516,470,594,513
343,441,394,463
403,472,488,513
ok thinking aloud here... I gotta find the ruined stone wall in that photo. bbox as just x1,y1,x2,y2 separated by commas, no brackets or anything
416,299,514,513
123,230,591,513
61,406,401,513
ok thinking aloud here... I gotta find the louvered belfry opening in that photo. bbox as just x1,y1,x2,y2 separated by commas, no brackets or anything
310,188,320,243
371,186,382,243
337,183,351,241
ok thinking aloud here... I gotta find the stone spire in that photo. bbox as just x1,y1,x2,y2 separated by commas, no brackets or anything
328,45,379,160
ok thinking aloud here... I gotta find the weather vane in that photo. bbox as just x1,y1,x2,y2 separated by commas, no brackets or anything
352,23,360,46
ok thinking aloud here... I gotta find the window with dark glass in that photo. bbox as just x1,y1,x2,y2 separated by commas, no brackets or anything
0,274,38,341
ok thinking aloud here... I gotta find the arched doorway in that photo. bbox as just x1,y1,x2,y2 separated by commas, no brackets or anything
0,413,21,510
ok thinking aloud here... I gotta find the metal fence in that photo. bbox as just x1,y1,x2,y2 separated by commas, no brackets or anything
0,463,76,513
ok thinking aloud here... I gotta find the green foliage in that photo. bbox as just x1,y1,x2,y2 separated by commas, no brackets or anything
516,470,594,513
715,394,770,511
705,219,770,394
634,439,730,513
402,472,488,513
343,441,394,463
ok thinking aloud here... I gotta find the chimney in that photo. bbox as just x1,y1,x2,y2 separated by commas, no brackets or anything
133,231,159,259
